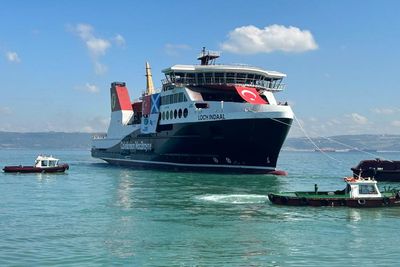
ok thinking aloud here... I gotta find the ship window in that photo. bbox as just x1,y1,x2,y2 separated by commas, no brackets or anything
205,73,212,83
178,109,182,118
178,93,183,102
186,73,195,84
170,110,173,119
195,102,209,109
162,112,165,120
183,108,188,118
359,184,378,194
41,160,48,167
174,109,177,119
166,111,169,120
236,73,247,84
197,73,204,84
173,94,178,103
226,72,235,83
247,74,255,84
215,72,224,83
49,160,56,167
183,94,187,102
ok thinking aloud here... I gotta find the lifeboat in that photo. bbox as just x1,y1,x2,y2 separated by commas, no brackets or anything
3,155,69,173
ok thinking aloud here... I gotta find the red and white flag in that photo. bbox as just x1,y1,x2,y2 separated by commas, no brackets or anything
235,86,268,104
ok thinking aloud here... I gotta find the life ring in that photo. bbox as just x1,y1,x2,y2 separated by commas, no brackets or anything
358,199,366,205
383,197,390,206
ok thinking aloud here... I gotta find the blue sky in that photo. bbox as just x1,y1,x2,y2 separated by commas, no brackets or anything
1,0,400,137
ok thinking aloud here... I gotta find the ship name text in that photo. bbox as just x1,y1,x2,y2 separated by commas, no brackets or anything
198,113,225,121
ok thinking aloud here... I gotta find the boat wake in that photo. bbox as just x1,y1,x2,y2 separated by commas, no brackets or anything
195,194,268,204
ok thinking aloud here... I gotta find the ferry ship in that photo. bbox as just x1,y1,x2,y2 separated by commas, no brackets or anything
91,48,294,173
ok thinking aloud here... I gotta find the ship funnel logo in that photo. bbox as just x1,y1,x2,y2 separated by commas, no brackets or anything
111,92,117,110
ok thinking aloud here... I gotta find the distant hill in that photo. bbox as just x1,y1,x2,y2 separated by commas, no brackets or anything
1,132,400,151
283,134,400,151
0,132,94,149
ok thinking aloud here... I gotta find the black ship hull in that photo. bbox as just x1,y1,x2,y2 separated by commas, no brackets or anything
92,118,292,174
352,159,400,181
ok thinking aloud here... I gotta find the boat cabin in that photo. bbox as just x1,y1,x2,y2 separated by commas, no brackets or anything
344,177,382,198
34,155,60,168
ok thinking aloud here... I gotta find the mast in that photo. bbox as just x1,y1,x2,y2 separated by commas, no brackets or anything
145,61,155,95
197,47,220,65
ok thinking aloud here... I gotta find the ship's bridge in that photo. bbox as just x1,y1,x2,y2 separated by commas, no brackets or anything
161,64,286,92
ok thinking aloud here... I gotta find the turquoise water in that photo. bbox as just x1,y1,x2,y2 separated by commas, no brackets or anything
1,149,400,266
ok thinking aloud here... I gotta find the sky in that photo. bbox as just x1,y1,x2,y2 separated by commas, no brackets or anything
1,0,400,137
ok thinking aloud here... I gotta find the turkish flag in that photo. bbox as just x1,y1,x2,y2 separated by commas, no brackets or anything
235,86,268,104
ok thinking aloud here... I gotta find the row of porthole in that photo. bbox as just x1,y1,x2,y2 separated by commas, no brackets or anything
162,108,189,120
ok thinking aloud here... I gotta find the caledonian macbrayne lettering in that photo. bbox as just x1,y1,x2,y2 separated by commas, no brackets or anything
198,113,225,121
121,141,152,151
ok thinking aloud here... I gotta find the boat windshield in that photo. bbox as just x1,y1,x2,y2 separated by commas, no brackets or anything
359,184,378,194
48,160,57,167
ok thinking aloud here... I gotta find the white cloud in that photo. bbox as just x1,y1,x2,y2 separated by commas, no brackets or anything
75,83,99,93
114,34,126,47
85,83,99,93
0,106,12,114
6,51,21,63
94,62,107,75
371,107,399,115
74,24,111,56
221,24,318,54
349,113,368,125
86,38,110,56
83,116,109,132
71,23,111,75
165,43,191,56
82,126,94,133
391,120,400,127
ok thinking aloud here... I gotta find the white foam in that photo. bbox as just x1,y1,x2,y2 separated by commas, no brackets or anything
196,194,268,204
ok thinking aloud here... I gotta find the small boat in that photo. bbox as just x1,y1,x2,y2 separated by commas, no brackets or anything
351,158,400,181
3,155,69,173
268,177,400,208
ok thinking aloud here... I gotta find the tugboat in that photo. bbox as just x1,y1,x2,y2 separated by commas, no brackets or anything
3,155,69,173
352,159,400,181
268,177,400,207
91,48,293,174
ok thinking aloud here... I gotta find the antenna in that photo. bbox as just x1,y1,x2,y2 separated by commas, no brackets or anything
197,47,220,65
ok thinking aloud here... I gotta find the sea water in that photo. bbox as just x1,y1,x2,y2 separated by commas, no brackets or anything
1,149,400,266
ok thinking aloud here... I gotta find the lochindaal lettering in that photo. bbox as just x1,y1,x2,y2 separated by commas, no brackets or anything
198,113,225,121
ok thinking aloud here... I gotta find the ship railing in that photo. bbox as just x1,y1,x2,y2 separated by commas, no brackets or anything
92,134,107,139
162,77,285,91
